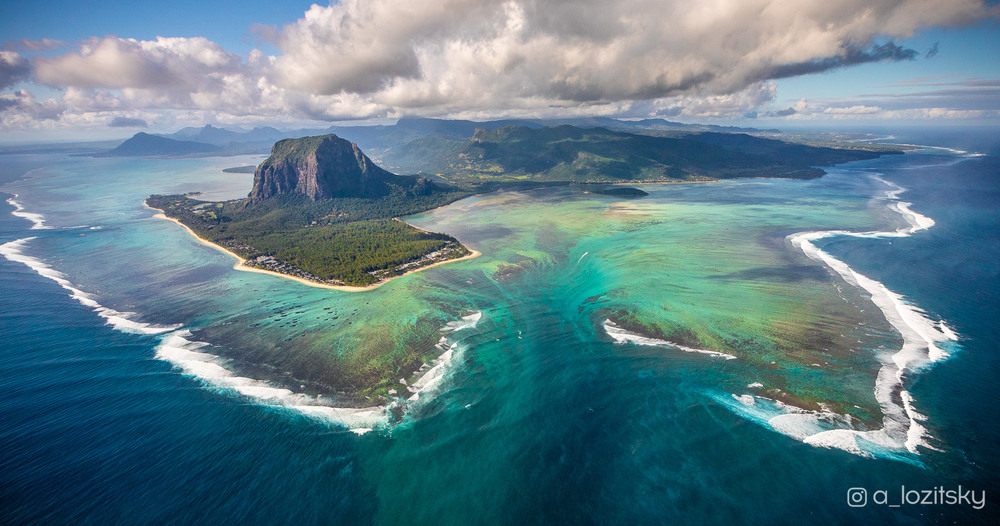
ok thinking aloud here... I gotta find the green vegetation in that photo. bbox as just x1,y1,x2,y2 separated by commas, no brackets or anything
148,126,900,289
383,125,900,183
149,133,475,288
147,189,471,287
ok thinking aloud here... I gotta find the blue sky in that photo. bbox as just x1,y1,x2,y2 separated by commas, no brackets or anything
1,1,998,139
0,1,306,55
777,24,998,98
768,21,1000,123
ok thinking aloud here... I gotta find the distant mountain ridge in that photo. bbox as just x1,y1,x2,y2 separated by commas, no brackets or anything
100,119,892,179
98,132,219,157
117,117,774,159
383,124,891,182
161,124,287,146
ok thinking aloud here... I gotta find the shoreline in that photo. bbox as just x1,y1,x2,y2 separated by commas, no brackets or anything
144,201,481,292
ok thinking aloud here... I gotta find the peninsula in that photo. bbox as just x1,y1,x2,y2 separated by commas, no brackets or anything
147,134,475,289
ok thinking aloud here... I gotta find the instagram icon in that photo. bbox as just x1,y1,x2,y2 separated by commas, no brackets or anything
847,488,868,507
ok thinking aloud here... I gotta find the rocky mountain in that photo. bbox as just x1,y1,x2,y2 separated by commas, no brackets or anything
248,134,435,202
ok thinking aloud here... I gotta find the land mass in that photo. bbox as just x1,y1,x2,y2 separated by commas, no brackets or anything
147,124,902,290
93,117,908,162
142,122,906,401
383,125,897,183
97,132,219,157
148,134,475,288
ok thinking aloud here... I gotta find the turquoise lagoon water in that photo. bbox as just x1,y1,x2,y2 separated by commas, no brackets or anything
1,137,997,524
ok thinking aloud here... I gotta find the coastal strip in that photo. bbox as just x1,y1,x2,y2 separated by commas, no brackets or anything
145,200,480,292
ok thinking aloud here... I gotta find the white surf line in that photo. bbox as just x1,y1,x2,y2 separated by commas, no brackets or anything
872,175,905,200
406,311,482,402
0,237,179,335
157,310,483,434
577,251,589,264
745,175,958,458
603,318,737,360
0,199,478,433
439,310,482,333
885,143,986,157
6,194,51,230
154,331,389,435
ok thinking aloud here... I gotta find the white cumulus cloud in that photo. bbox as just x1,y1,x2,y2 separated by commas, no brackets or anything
1,0,995,131
271,0,989,108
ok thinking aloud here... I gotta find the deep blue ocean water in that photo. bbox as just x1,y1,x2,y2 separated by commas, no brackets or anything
1,130,997,524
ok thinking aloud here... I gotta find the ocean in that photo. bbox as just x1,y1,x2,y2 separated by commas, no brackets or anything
1,130,997,524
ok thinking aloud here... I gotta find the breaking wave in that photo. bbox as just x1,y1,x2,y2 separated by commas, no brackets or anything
7,195,51,230
153,310,484,434
718,174,958,461
1,237,178,335
1,227,484,434
154,331,388,435
404,311,482,402
603,319,737,360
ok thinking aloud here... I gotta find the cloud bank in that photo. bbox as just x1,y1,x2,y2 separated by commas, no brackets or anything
1,0,995,131
0,52,31,90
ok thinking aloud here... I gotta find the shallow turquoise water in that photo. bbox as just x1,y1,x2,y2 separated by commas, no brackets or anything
1,141,997,524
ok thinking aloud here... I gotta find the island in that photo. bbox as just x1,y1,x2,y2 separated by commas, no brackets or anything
98,132,219,157
147,134,476,289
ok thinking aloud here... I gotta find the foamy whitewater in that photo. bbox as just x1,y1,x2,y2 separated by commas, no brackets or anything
407,311,482,401
4,136,997,523
603,319,737,360
0,199,486,436
153,331,387,435
0,237,178,335
153,310,483,434
7,195,50,230
717,175,960,461
889,144,987,158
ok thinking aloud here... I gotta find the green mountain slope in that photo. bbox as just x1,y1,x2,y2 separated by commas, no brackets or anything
384,125,898,183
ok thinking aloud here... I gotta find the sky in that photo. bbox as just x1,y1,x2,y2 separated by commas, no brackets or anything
1,0,998,140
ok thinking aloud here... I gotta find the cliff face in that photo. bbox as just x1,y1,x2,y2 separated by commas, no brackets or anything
249,134,401,201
